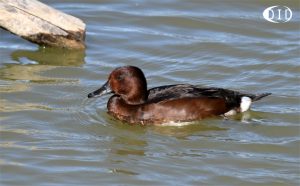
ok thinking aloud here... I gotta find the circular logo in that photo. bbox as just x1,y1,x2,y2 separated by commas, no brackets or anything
263,6,292,23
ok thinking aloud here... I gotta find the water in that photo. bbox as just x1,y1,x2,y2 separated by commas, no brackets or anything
1,0,300,185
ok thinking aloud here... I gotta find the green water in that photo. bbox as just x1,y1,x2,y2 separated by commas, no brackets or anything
1,0,300,185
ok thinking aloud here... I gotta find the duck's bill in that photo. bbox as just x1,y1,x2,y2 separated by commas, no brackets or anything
87,81,112,98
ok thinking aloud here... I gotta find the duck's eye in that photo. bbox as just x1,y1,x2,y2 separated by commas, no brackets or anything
117,75,125,81
116,72,130,81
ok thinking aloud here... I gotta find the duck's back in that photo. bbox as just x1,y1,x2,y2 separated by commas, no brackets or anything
147,84,240,107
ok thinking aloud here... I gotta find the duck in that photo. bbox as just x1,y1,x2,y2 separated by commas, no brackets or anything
87,66,271,125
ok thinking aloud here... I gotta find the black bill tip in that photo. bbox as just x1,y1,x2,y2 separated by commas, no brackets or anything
87,81,112,99
87,92,95,98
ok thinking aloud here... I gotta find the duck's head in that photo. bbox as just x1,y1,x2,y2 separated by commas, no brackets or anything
87,66,148,105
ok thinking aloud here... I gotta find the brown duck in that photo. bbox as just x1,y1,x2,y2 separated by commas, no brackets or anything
88,66,271,125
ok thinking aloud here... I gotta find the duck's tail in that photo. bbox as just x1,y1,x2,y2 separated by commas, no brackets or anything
246,93,272,102
237,92,271,113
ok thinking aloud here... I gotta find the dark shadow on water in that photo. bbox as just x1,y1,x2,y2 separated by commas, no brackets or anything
149,119,227,139
0,47,86,89
10,46,86,66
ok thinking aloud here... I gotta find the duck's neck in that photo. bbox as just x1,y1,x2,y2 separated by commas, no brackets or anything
123,89,148,105
121,74,148,105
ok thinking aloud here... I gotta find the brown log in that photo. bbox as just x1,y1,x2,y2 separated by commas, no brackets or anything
0,0,86,49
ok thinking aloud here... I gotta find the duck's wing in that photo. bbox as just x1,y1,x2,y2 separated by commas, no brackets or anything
147,84,271,107
147,84,230,103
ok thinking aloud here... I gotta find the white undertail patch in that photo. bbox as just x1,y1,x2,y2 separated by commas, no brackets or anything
240,96,252,112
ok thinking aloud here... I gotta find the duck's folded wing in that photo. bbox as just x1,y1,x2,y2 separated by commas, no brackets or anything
147,84,228,103
147,84,271,111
